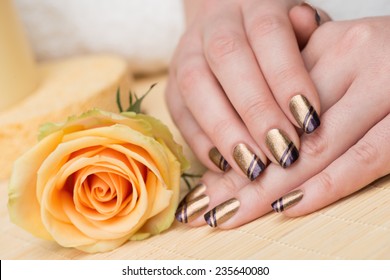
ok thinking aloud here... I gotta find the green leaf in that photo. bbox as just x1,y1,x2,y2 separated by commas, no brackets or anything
181,173,202,190
116,88,124,113
116,83,157,114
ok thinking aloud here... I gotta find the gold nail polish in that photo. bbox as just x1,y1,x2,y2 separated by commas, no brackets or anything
209,147,230,171
266,129,299,168
179,183,206,206
271,190,304,213
233,144,265,181
204,198,240,228
289,95,320,134
176,195,210,223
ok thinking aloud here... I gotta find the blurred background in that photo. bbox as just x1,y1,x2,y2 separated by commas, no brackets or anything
13,0,390,75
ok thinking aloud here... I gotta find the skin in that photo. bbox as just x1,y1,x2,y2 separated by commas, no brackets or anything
166,0,323,178
177,15,390,228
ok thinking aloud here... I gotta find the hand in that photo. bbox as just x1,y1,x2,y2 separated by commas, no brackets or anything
166,0,323,183
175,16,390,228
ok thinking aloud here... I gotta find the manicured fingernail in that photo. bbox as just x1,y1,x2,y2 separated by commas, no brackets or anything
178,183,207,208
271,190,304,213
176,195,210,223
266,129,299,168
204,198,240,228
233,144,265,181
289,94,320,134
301,2,321,26
209,147,230,172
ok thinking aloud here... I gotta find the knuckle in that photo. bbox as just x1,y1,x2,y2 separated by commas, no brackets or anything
218,172,240,197
300,131,329,158
337,23,375,54
212,118,233,143
247,14,286,39
176,63,204,96
349,140,378,167
273,64,302,86
317,171,338,196
252,184,266,204
241,96,274,126
206,30,241,62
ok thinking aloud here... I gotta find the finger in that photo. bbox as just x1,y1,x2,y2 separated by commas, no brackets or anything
306,21,370,110
242,0,322,135
175,167,248,227
302,20,351,71
289,3,332,49
202,2,301,169
201,70,390,228
280,114,390,216
174,36,268,179
165,71,214,166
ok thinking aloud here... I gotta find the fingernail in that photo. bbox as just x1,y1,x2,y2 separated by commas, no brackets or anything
301,2,321,26
178,183,207,208
209,147,230,172
204,198,240,228
233,144,265,181
266,129,299,168
271,190,304,213
176,195,210,223
289,94,321,134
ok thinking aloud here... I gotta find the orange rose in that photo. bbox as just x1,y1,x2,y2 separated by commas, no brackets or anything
8,109,188,252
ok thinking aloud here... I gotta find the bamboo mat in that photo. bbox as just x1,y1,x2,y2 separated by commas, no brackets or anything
1,75,389,260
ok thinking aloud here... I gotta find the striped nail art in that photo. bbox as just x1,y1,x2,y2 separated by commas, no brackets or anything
209,147,230,172
290,95,320,134
175,195,210,223
233,144,265,181
204,198,240,228
271,190,304,213
266,129,299,168
178,183,207,208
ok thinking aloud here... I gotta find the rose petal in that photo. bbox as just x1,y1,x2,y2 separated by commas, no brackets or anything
37,135,120,202
8,131,63,240
63,125,171,184
76,235,130,253
133,141,181,237
129,113,189,171
42,154,138,224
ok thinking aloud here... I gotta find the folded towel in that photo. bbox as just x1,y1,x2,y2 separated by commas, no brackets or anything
14,0,390,74
14,0,185,74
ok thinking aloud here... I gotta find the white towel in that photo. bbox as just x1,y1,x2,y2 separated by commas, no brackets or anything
14,0,185,73
14,0,390,74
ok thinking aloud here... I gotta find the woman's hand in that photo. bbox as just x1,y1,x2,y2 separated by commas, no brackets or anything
175,16,390,228
166,0,323,183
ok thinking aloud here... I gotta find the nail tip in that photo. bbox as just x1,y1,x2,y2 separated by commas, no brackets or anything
175,209,185,223
209,147,230,172
249,161,265,180
176,194,210,224
222,161,230,172
204,212,216,228
315,11,321,26
271,201,278,212
272,190,304,213
281,147,299,168
305,112,321,134
249,165,265,181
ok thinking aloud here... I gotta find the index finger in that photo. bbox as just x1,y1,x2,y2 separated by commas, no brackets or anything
243,0,322,133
